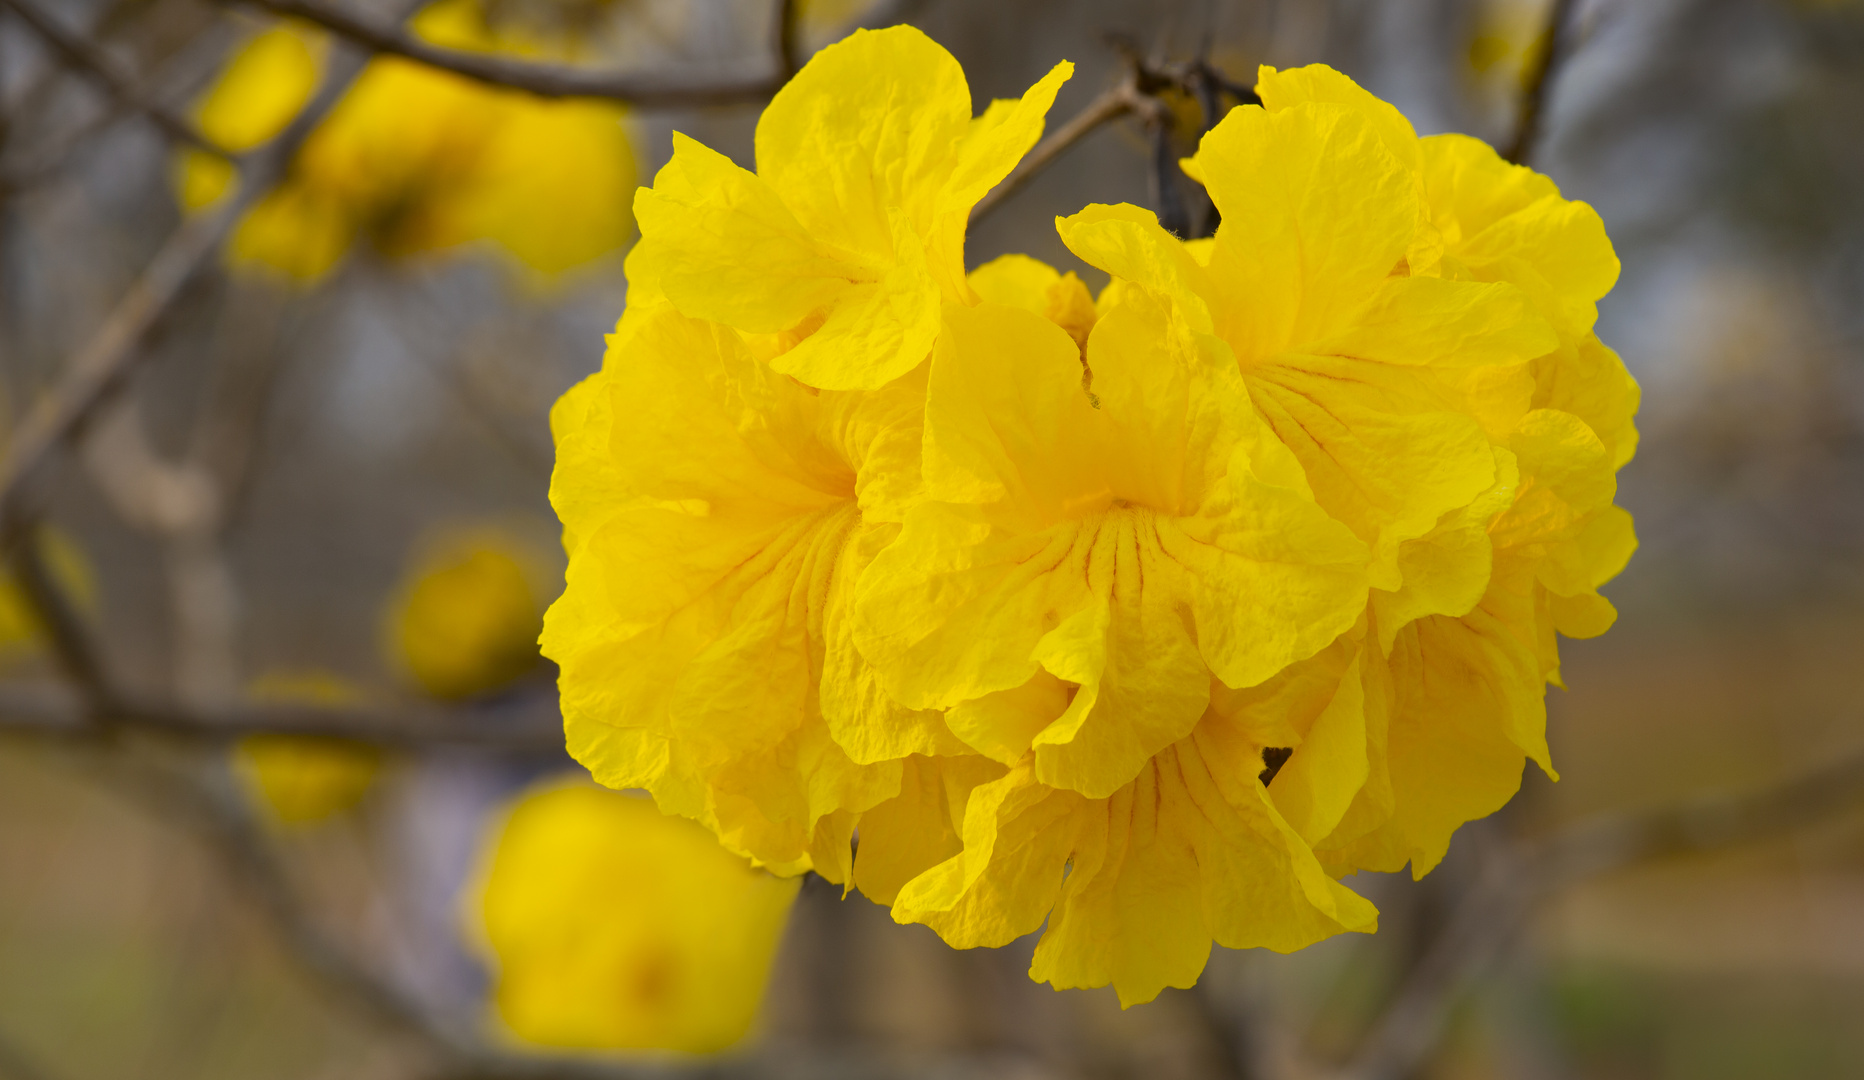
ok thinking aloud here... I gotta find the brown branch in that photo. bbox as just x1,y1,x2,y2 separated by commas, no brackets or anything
1338,746,1864,1080
0,0,226,157
131,757,450,1045
0,524,123,717
0,29,375,531
0,686,566,752
0,110,121,194
969,80,1157,227
837,0,937,34
3,503,672,1080
1502,0,1578,166
774,0,803,83
228,0,791,107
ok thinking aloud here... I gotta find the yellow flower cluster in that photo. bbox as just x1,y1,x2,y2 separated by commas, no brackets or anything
472,780,798,1052
545,29,1637,1005
179,0,636,282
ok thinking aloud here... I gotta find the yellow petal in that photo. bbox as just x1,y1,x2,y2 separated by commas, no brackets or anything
634,133,855,335
1189,101,1417,358
764,214,942,390
756,26,972,264
853,754,1004,904
1254,63,1421,172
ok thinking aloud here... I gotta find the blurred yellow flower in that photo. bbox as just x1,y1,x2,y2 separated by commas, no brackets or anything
234,671,382,827
471,779,799,1053
178,0,636,283
798,0,868,32
389,527,548,701
1466,0,1548,81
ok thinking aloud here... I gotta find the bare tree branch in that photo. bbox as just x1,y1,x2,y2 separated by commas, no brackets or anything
1339,746,1864,1080
0,0,225,157
837,0,936,34
970,81,1157,227
1503,0,1578,166
0,31,375,530
0,520,124,716
0,686,566,752
774,0,803,83
133,755,451,1045
226,0,794,107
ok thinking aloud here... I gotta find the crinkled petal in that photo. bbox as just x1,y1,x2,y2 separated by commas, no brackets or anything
766,215,941,390
634,134,857,334
1252,63,1421,172
755,26,972,262
1189,102,1416,359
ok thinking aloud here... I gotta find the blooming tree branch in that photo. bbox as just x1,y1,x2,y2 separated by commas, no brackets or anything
0,12,1828,1079
2,484,943,1080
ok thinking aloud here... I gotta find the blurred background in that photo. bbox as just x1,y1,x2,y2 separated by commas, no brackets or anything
1,0,1862,1078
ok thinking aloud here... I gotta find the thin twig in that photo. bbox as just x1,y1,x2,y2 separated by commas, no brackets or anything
1339,745,1864,1080
0,523,122,716
0,684,565,752
0,30,374,530
837,0,936,34
132,755,449,1044
774,0,802,83
0,14,240,195
227,0,792,107
0,0,226,157
970,81,1153,227
1502,0,1578,166
375,269,554,479
0,108,123,193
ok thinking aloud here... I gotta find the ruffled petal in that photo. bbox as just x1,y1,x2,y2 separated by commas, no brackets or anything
756,26,973,263
1252,62,1421,172
1188,101,1417,359
633,134,856,335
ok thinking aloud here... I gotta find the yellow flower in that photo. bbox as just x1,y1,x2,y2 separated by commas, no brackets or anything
233,671,382,827
627,26,1070,389
544,49,1635,1009
544,26,1068,882
470,779,799,1053
1252,66,1637,878
1057,64,1635,884
545,296,936,880
851,269,1378,1004
178,0,636,282
389,527,549,701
